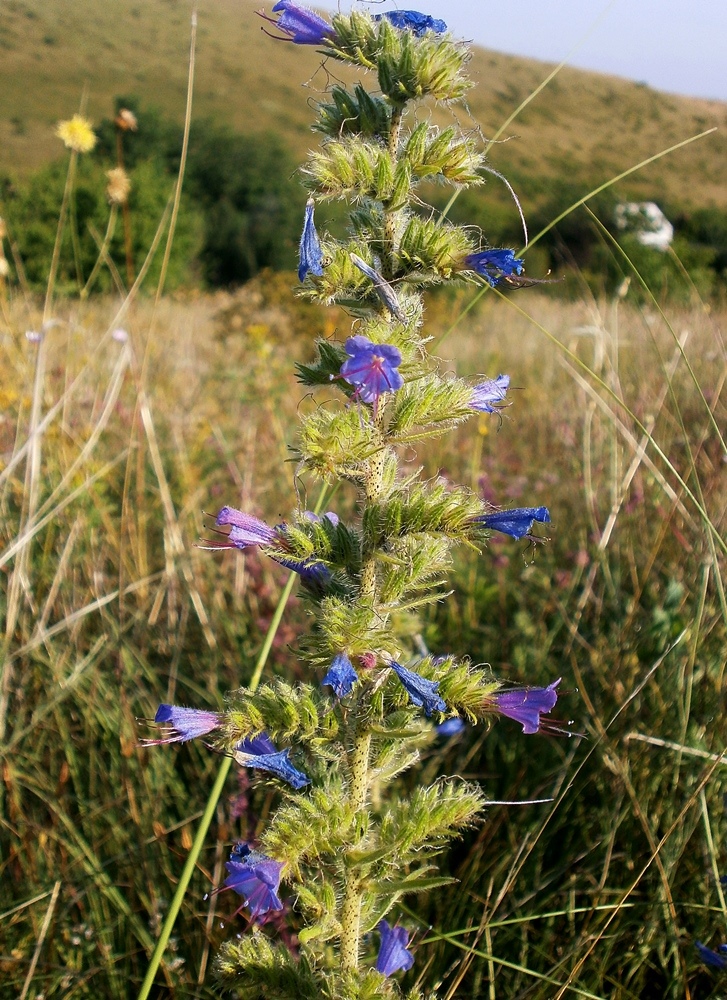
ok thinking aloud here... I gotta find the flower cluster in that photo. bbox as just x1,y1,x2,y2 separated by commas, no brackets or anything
148,8,568,997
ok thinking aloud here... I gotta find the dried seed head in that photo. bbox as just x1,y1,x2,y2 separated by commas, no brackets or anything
115,108,138,132
106,167,131,205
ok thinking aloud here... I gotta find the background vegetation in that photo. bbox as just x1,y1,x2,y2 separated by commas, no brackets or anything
0,2,725,998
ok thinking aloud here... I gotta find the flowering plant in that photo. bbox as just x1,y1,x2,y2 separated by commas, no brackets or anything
149,7,565,997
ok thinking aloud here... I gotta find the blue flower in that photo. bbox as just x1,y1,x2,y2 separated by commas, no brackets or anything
390,660,446,716
237,731,277,755
491,679,561,734
696,941,727,970
436,717,466,739
350,254,406,322
259,2,334,45
224,843,285,917
469,374,510,414
234,746,311,789
340,335,404,405
302,510,340,527
213,507,278,548
376,920,415,976
322,653,359,698
476,506,551,540
146,704,220,744
298,197,324,282
464,249,524,287
374,10,447,35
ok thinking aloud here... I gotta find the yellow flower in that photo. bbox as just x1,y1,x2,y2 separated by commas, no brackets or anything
56,114,96,154
106,167,131,205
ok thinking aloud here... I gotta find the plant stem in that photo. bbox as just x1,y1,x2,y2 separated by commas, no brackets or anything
340,730,372,969
381,104,404,280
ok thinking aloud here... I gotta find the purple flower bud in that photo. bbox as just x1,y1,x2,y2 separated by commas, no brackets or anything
376,920,415,976
491,679,561,734
322,653,358,698
234,747,311,789
696,941,727,969
298,197,324,282
350,254,406,322
374,11,447,35
390,661,447,717
237,732,277,756
469,374,510,414
224,843,285,918
476,506,551,540
146,704,220,744
215,507,277,548
340,335,403,405
259,1,334,45
464,248,524,287
302,510,340,527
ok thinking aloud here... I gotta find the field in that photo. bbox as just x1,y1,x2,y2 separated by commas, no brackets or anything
1,273,725,997
1,2,726,998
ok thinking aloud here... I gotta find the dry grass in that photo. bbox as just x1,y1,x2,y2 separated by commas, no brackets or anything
0,274,725,997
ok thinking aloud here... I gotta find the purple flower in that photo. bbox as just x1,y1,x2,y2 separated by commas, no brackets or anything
436,717,466,739
491,679,561,734
476,506,551,540
259,1,334,45
145,704,220,744
224,843,284,917
470,374,510,414
322,653,358,698
390,661,446,717
214,507,277,548
234,747,311,789
376,920,415,976
464,249,524,287
298,197,324,282
237,731,277,756
350,254,405,322
374,11,447,35
696,941,727,970
302,510,340,526
340,335,403,405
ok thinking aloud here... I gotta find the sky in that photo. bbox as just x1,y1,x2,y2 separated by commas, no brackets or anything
312,0,727,102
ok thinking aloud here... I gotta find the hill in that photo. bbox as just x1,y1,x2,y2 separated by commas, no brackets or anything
1,0,726,216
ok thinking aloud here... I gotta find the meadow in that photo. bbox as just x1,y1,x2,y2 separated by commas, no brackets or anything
0,272,725,997
1,3,726,998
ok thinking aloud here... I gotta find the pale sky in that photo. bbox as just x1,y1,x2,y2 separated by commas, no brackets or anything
313,0,727,102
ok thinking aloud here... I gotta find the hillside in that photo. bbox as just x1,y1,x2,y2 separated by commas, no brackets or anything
1,0,726,215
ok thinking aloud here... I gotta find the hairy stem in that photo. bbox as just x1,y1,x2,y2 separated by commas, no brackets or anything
340,730,372,969
381,104,405,280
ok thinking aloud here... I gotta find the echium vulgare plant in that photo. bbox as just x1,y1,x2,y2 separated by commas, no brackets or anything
150,6,565,998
